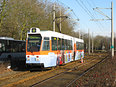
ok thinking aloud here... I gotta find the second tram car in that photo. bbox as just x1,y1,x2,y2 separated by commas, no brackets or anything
26,28,84,68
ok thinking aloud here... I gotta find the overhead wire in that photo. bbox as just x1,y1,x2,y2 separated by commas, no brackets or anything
56,0,104,34
51,0,109,35
86,0,105,33
56,0,79,21
88,0,111,36
76,0,104,32
74,0,96,32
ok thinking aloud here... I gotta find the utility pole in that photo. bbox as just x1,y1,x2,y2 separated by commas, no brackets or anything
88,29,90,55
111,2,114,57
77,23,80,39
91,1,114,57
53,4,55,32
60,7,61,32
92,32,94,53
79,29,80,39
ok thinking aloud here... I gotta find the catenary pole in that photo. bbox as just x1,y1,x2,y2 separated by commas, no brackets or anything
92,32,94,53
78,23,80,39
88,29,90,55
91,1,114,57
111,2,114,57
53,4,55,31
60,7,61,33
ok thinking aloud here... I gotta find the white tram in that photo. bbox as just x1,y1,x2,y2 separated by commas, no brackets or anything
26,28,84,68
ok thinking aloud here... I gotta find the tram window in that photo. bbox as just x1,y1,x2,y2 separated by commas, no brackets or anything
44,37,49,40
62,39,65,50
42,37,50,51
27,34,42,52
69,40,73,50
67,40,70,50
79,43,84,50
65,39,68,50
82,43,84,49
76,42,84,50
58,38,62,50
52,37,57,50
76,42,79,50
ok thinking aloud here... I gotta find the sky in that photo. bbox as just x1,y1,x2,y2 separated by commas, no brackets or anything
51,0,116,37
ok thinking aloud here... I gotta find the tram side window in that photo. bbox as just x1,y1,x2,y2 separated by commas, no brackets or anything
67,40,69,50
58,38,62,50
42,37,50,51
65,39,68,50
69,40,73,50
52,37,57,50
62,39,65,50
82,43,84,49
76,42,84,50
68,40,72,50
76,42,79,50
79,43,84,50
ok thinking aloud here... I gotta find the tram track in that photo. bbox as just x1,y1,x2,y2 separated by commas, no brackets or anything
30,56,104,87
30,53,109,87
3,69,57,87
66,54,110,87
1,53,107,87
0,71,30,81
1,56,93,87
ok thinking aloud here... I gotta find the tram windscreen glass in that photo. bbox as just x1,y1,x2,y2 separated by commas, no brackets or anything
27,34,42,52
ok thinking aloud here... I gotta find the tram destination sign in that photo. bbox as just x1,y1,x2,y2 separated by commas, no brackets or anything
32,28,36,33
29,35,41,39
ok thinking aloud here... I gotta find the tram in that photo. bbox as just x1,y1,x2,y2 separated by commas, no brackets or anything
0,37,25,61
26,28,84,68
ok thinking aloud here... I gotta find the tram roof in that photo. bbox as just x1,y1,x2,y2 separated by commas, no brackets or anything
28,30,84,43
42,31,83,43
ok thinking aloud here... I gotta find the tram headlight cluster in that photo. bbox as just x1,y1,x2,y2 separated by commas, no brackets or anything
27,56,30,61
36,56,39,61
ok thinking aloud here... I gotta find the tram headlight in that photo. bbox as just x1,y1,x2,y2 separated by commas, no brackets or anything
27,56,30,61
36,56,39,61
